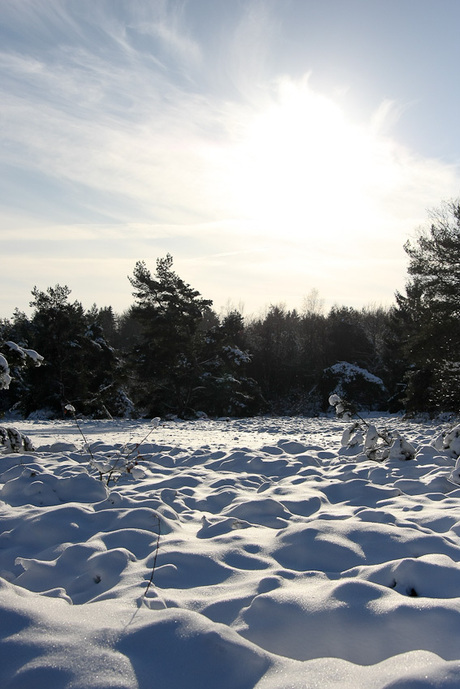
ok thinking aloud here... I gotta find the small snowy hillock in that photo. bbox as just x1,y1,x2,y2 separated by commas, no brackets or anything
1,415,460,688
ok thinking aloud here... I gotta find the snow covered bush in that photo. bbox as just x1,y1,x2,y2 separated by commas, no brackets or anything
328,392,353,419
0,353,11,390
431,424,460,485
432,424,460,458
0,426,34,452
329,394,416,462
322,362,387,411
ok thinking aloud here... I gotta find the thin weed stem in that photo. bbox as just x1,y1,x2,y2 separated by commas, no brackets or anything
125,513,162,629
65,407,161,485
105,418,160,486
64,405,98,470
144,514,161,598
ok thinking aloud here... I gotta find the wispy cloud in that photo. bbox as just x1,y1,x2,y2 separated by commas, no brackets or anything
223,0,278,101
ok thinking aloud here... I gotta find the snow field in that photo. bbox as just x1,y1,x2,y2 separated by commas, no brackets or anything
1,415,460,688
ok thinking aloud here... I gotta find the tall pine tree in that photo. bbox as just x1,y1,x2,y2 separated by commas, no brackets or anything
128,255,213,416
396,200,460,412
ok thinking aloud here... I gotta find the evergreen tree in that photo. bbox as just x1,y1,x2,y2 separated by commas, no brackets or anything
396,200,460,412
378,306,408,412
128,255,213,416
0,311,42,413
246,305,302,406
196,311,262,416
325,306,374,369
22,285,122,416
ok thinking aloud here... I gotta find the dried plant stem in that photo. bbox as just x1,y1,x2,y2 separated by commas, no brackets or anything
143,514,161,598
125,513,162,629
65,406,98,466
105,419,160,486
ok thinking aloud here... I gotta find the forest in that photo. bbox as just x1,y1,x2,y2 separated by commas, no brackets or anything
1,201,459,420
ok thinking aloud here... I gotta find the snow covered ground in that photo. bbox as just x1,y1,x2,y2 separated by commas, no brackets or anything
1,414,460,688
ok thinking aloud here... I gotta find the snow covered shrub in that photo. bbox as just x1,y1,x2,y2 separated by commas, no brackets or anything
431,424,460,485
0,426,34,452
322,362,387,411
330,394,416,462
434,424,460,485
0,354,11,390
386,435,417,461
432,424,460,458
328,392,354,419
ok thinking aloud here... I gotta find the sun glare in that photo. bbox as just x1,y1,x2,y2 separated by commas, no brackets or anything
226,78,399,245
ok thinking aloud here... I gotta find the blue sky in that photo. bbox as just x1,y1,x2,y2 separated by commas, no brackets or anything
1,0,459,318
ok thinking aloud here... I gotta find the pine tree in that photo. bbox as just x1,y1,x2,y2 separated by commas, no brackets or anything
23,285,122,416
128,255,213,416
0,321,46,417
396,200,460,412
196,310,262,416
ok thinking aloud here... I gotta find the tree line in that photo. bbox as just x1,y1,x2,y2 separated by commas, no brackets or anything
1,201,459,419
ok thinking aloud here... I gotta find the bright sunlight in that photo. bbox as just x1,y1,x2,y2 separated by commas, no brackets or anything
225,77,407,245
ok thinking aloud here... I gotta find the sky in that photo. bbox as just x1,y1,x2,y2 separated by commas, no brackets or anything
1,0,460,320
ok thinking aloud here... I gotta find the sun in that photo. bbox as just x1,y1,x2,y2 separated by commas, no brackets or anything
225,77,398,244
